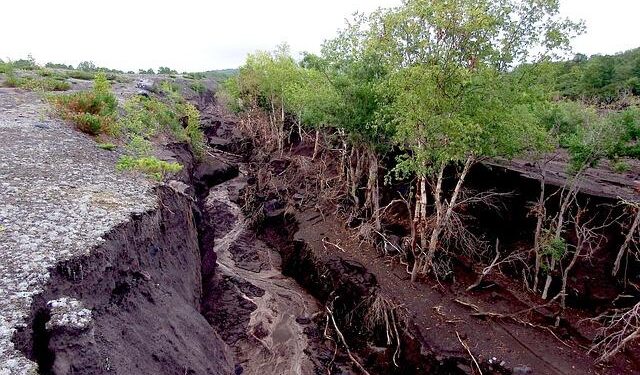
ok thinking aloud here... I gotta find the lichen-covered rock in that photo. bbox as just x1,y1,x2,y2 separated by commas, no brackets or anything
0,88,155,374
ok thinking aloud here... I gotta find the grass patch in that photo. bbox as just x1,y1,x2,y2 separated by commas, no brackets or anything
3,73,71,91
97,143,117,151
51,74,205,181
68,70,95,80
116,155,182,181
612,160,631,173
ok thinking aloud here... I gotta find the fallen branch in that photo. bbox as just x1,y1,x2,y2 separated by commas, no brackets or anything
467,238,500,291
322,237,347,253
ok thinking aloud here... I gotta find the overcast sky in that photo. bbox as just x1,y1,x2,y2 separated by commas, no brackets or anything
1,0,638,72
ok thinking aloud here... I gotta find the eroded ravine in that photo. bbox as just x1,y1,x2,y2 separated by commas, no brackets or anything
202,173,322,375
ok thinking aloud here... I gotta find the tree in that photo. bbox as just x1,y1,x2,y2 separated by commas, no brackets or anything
77,61,97,71
375,0,582,280
158,66,178,74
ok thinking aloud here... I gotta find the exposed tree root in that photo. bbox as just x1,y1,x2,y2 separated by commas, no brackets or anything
325,298,371,375
456,331,483,375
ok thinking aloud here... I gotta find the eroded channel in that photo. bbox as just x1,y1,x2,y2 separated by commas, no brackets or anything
200,173,322,375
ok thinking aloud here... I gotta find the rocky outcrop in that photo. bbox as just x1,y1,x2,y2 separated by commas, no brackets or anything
13,186,235,374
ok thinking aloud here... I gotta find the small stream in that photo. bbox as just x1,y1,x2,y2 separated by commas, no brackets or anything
203,175,321,375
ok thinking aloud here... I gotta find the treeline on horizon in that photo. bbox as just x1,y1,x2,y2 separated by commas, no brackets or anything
0,55,237,81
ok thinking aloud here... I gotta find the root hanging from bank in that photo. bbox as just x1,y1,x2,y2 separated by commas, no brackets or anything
324,297,371,375
363,294,405,367
590,302,640,362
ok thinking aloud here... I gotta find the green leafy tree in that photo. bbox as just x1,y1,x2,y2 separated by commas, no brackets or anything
374,0,582,280
158,66,178,74
77,61,97,71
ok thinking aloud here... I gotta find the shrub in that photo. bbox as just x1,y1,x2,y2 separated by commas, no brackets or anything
20,76,70,91
51,72,117,135
190,81,205,94
116,155,182,181
77,61,96,71
158,67,178,75
0,61,10,74
72,113,102,135
2,68,70,91
68,70,95,80
612,160,631,173
45,62,74,70
126,135,153,157
13,58,37,70
180,102,205,157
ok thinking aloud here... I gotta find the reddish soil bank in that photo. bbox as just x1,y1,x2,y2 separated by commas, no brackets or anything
232,126,640,374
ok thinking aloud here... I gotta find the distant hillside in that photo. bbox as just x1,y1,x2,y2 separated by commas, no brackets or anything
545,47,640,103
204,69,238,82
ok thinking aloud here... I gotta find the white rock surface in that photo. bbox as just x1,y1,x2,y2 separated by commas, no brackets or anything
0,87,155,374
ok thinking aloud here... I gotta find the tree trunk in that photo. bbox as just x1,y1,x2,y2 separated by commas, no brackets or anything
312,129,320,160
542,173,581,300
424,157,473,274
368,150,381,231
612,207,640,277
411,177,425,283
339,129,347,183
532,173,546,292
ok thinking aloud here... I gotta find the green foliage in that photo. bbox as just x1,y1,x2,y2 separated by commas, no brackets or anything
139,68,156,75
77,61,97,71
0,61,10,74
13,56,38,70
540,48,640,103
2,65,71,92
158,66,178,75
97,143,117,151
52,72,117,135
181,102,205,157
68,70,95,80
118,86,205,157
224,0,582,177
542,236,567,261
45,62,74,70
612,159,631,173
184,72,206,80
540,101,595,147
190,81,205,94
72,113,103,135
375,0,578,176
566,111,626,171
551,103,640,170
126,135,153,157
116,155,182,181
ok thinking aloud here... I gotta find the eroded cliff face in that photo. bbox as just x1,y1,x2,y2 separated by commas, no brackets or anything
13,185,235,375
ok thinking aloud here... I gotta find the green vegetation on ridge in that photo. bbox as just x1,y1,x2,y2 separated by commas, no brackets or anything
51,73,204,180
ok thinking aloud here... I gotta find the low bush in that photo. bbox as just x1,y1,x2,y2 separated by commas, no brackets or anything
12,58,38,71
190,81,205,94
118,83,205,157
3,68,70,91
68,70,95,80
97,143,117,151
51,73,117,135
0,61,10,74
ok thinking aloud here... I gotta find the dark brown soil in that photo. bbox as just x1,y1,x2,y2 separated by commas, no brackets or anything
236,129,640,374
